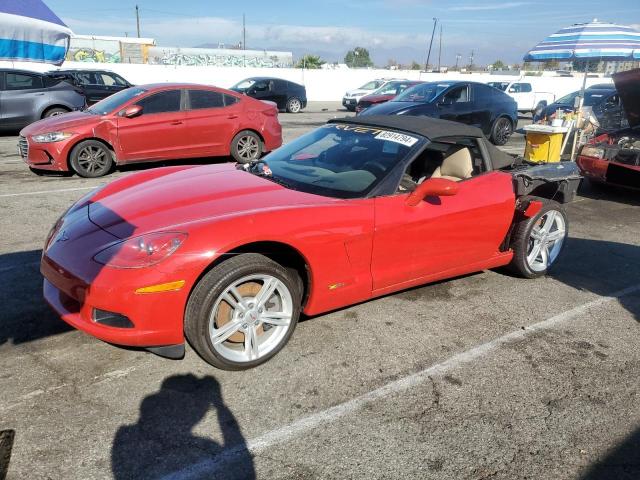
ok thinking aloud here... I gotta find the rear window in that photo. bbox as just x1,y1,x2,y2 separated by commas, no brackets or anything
5,73,43,90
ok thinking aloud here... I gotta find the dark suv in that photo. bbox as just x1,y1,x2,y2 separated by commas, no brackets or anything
230,77,307,113
49,69,133,105
0,69,86,129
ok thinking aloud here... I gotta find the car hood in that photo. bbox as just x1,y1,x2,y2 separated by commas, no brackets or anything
360,94,394,103
613,68,640,128
88,164,337,238
346,89,371,96
20,111,95,136
358,101,425,116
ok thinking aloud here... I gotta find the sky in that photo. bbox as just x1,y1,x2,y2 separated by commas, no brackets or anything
47,0,640,66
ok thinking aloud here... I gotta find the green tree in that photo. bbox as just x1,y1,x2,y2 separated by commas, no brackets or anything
344,47,374,68
296,54,325,69
410,61,422,70
491,60,505,70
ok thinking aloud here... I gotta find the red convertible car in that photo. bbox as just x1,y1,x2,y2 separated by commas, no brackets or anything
19,83,282,177
355,80,423,114
576,68,639,190
41,116,580,370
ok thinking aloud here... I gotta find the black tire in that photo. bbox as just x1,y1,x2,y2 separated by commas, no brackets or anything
69,140,114,178
490,116,514,146
185,253,302,370
345,105,356,112
507,197,568,279
286,97,302,113
230,130,262,164
43,107,69,118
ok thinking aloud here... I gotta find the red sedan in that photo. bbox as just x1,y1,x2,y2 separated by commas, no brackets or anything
19,83,282,177
355,80,423,114
41,116,579,370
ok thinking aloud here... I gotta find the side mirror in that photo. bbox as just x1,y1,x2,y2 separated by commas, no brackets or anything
122,105,142,118
406,178,459,207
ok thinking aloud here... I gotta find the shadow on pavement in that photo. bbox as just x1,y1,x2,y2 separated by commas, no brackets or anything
549,237,640,322
581,427,640,479
111,374,255,480
0,249,72,346
578,179,640,207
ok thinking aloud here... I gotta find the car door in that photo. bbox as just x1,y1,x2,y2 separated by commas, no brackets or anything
0,72,47,127
370,148,515,291
183,89,241,156
116,89,188,161
507,82,533,111
247,80,271,102
471,84,497,134
436,84,474,126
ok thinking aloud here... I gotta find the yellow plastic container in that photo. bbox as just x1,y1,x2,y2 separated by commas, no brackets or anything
524,132,564,162
523,125,568,163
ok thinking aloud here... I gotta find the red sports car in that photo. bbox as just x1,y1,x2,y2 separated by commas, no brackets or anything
355,80,423,114
576,68,639,190
41,116,580,370
19,83,282,177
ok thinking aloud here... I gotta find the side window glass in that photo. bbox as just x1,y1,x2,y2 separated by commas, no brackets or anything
224,94,239,106
6,73,43,90
188,89,224,109
253,81,268,92
444,86,469,103
521,83,532,93
136,90,181,114
101,74,117,86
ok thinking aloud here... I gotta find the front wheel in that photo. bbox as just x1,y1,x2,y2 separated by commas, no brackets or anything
490,117,513,146
286,97,302,113
43,107,69,118
230,130,262,164
69,140,113,178
185,253,302,370
508,198,568,278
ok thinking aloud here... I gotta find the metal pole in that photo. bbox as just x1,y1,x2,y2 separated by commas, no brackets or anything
135,5,140,38
243,14,246,50
437,24,442,72
426,18,437,71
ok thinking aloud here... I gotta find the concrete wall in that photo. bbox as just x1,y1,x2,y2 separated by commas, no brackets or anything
0,60,612,102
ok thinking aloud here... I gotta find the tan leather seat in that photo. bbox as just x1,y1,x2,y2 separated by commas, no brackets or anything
431,147,473,182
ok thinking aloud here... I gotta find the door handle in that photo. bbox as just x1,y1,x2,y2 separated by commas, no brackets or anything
227,115,238,119
170,121,183,125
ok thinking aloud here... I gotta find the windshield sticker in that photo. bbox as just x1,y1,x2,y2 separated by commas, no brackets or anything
375,131,419,147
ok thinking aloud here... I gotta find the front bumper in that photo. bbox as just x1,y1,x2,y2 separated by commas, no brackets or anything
19,135,73,172
342,97,357,108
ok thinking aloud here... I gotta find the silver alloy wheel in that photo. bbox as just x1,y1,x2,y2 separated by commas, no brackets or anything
77,145,108,173
236,135,260,161
288,98,301,113
50,110,65,116
208,274,293,363
526,210,566,272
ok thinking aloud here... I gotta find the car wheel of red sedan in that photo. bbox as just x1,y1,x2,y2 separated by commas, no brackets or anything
508,198,568,278
231,131,262,164
185,253,302,370
69,140,114,178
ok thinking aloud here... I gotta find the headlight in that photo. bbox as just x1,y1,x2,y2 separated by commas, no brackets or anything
32,132,74,143
580,146,605,158
93,232,187,269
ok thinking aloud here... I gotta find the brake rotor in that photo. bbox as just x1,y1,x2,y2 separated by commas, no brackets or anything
215,281,263,343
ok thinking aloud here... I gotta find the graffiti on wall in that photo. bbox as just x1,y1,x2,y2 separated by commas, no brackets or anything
68,48,121,63
147,47,293,68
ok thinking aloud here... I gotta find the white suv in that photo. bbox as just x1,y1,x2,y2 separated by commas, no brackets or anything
342,79,388,111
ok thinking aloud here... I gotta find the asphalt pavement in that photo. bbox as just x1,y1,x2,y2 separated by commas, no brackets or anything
0,102,638,480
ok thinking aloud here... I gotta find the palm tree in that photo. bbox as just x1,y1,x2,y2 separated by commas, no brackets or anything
296,54,325,69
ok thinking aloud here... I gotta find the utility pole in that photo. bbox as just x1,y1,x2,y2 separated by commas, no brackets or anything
455,53,461,70
425,17,438,71
242,13,246,50
469,50,475,71
135,5,140,38
437,24,442,72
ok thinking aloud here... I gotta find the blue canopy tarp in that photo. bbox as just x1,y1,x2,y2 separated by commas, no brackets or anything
0,0,72,65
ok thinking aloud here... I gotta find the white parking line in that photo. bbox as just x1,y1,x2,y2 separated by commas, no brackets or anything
160,283,640,480
0,186,95,198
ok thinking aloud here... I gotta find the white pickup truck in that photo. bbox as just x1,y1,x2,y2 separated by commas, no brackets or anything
487,80,556,116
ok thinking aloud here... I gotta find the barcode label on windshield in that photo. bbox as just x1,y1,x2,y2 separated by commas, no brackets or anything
375,131,418,147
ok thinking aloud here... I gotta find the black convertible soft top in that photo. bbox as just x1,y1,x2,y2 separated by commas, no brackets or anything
329,115,485,140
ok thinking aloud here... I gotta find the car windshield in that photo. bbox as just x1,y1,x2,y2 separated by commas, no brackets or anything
245,123,424,199
87,87,147,115
393,82,451,103
231,79,255,91
583,90,612,106
359,80,381,90
372,82,411,96
555,91,579,105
